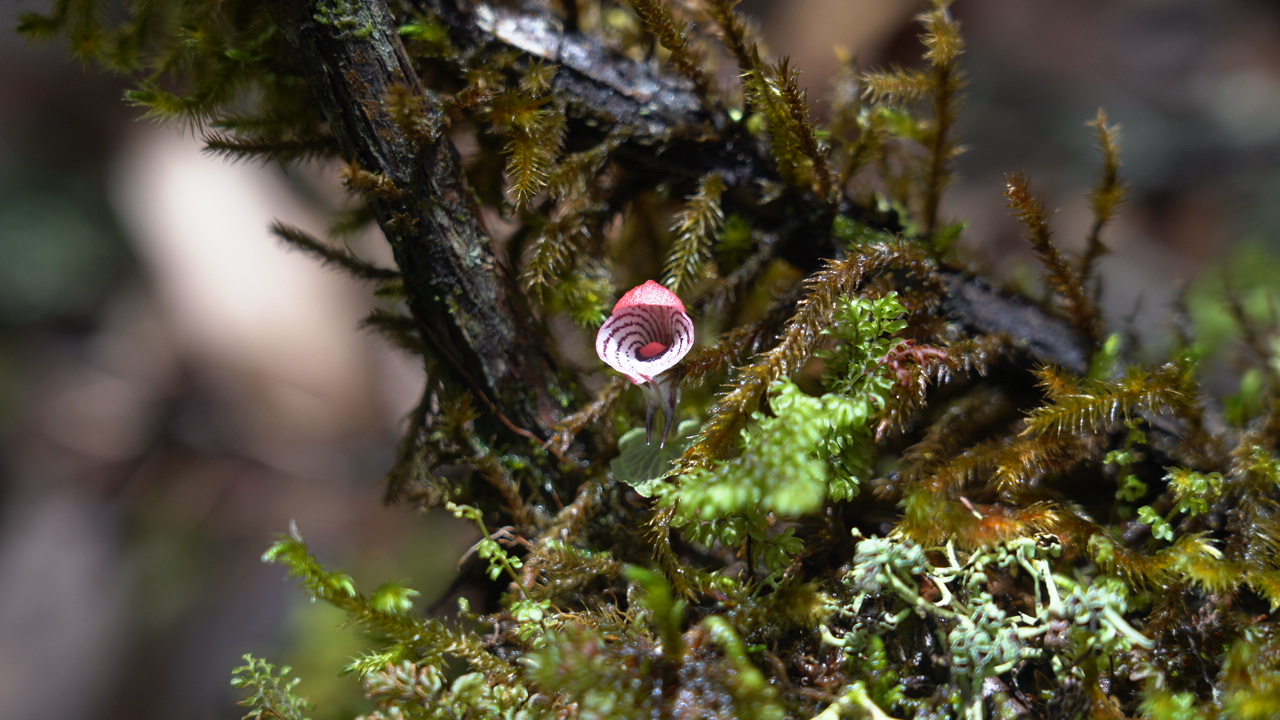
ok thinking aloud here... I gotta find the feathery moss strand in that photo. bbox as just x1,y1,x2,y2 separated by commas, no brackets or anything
1005,172,1102,345
270,222,400,282
1081,109,1126,282
624,0,714,101
1022,362,1198,439
203,132,339,164
918,1,965,244
680,241,933,469
662,173,726,293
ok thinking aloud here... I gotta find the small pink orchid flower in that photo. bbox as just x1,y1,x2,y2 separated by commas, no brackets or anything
595,280,695,447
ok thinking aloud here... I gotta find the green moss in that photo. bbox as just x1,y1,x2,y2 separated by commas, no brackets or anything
22,0,1280,717
313,0,374,39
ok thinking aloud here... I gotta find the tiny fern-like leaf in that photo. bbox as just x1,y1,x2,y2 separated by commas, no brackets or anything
231,655,313,720
661,294,906,577
675,381,832,519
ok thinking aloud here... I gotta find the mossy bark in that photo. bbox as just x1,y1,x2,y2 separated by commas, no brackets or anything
265,0,567,447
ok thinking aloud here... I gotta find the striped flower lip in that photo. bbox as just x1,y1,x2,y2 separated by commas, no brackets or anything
595,280,695,385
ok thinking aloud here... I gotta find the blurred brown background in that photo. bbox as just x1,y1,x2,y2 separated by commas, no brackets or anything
3,1,1280,718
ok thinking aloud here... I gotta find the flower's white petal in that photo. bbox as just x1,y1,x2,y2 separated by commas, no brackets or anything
595,304,695,384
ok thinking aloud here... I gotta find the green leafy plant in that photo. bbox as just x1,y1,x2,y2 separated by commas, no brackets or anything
231,656,314,720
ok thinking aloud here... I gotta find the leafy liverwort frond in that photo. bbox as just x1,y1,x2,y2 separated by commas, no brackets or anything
674,380,838,519
362,661,548,719
523,623,660,717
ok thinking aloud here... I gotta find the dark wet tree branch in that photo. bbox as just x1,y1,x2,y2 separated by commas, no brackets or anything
417,0,1095,377
264,0,568,446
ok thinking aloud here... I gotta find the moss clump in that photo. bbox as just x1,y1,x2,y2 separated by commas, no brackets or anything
22,0,1280,718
